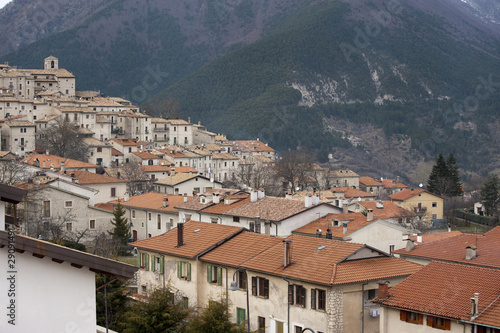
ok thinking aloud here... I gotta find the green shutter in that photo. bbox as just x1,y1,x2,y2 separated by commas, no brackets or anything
217,267,222,286
207,265,212,283
252,276,257,296
177,261,182,278
137,250,141,268
186,262,191,281
152,255,156,271
145,254,149,271
160,257,164,274
236,307,246,324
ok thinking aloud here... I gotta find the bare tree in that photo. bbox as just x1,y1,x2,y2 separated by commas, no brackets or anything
38,117,89,161
0,160,32,185
233,162,281,196
107,163,150,195
275,148,314,193
143,96,182,119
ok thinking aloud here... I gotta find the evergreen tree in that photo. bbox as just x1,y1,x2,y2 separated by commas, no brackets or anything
446,153,463,196
96,273,128,331
119,287,190,333
481,174,500,216
109,200,131,254
186,298,246,333
427,154,448,195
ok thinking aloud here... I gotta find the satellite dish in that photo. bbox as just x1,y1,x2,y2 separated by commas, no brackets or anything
296,187,300,191
419,183,423,188
210,178,214,183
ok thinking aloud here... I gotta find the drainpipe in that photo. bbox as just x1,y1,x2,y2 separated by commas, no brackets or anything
361,282,368,333
162,256,165,288
283,278,291,333
225,267,229,315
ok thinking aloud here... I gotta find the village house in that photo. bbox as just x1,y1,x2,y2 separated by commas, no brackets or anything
66,170,127,204
0,182,136,333
359,177,385,197
83,137,113,167
381,178,407,196
389,188,444,221
132,221,421,333
22,153,99,173
108,192,193,241
0,119,36,157
326,187,377,207
376,261,500,333
108,138,139,165
131,151,161,166
154,172,222,196
230,139,276,160
327,169,360,189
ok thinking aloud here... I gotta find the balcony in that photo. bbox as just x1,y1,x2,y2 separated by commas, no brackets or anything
112,128,125,135
414,207,427,213
153,127,168,132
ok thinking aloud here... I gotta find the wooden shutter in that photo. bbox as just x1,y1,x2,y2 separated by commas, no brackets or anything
263,278,269,299
288,285,294,305
400,310,407,321
186,262,191,281
311,289,316,309
159,256,164,274
207,265,212,283
252,276,257,296
417,313,423,325
426,315,434,326
177,261,182,278
444,319,451,330
217,267,222,286
145,254,149,271
300,286,306,307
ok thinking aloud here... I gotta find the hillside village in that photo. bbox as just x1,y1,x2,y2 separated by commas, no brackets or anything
0,57,499,333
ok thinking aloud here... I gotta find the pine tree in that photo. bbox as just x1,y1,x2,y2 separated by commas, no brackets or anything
109,200,131,254
481,174,500,216
427,154,448,195
446,153,463,196
185,298,246,333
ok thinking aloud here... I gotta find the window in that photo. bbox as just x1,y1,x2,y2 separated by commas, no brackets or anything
389,245,395,254
233,216,240,222
249,221,261,233
132,210,136,218
152,255,163,273
251,276,269,298
288,284,306,307
236,308,246,324
141,285,147,293
139,252,149,270
148,213,152,220
157,214,161,229
43,200,51,218
207,265,222,285
427,316,450,330
237,270,247,289
211,217,218,224
66,222,73,231
89,219,96,229
311,289,326,311
365,289,378,304
432,201,437,207
177,261,191,281
181,297,189,309
185,214,192,222
295,326,303,333
97,147,102,152
400,310,423,325
111,187,116,197
64,200,72,208
432,214,438,220
258,316,266,331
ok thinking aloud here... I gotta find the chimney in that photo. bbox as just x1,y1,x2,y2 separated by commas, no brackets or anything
326,228,333,239
405,239,415,251
471,293,479,318
213,193,220,204
417,233,422,243
250,189,258,203
45,150,49,155
376,201,384,209
305,194,313,208
285,192,292,200
367,208,374,222
343,223,348,234
177,223,184,247
466,246,477,260
60,161,65,173
411,188,414,194
42,161,46,169
377,281,390,299
313,192,320,205
257,188,265,200
402,234,409,240
283,240,292,267
163,195,168,207
183,194,187,202
448,225,452,232
171,168,175,176
342,202,348,214
316,229,322,238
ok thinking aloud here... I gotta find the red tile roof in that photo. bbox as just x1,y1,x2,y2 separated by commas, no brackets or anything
359,201,413,219
22,154,98,169
68,170,124,184
408,231,463,244
381,179,408,189
394,227,500,269
378,261,500,327
131,221,244,259
293,212,372,238
111,138,137,146
111,148,123,156
389,188,439,201
330,187,377,198
133,151,159,160
94,203,114,212
359,177,383,186
109,193,193,213
232,140,274,152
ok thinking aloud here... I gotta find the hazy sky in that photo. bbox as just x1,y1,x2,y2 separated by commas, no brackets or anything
0,0,11,9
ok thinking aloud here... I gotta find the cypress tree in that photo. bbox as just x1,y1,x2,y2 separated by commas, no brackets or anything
427,154,448,195
109,200,131,254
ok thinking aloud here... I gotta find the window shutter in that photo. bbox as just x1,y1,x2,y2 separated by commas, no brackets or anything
186,263,191,281
252,277,257,296
177,261,182,278
288,285,294,305
152,255,156,271
217,267,222,286
400,310,406,321
145,254,149,271
311,289,316,309
159,257,164,274
137,250,141,267
263,279,269,299
207,265,212,283
417,313,423,325
444,319,450,330
300,287,306,307
426,315,433,326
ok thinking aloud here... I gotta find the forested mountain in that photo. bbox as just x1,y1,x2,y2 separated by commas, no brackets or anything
1,0,500,179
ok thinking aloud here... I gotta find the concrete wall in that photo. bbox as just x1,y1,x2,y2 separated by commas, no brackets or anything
349,220,409,253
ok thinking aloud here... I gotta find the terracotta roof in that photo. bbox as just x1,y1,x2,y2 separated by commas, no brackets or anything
94,203,114,212
131,221,244,259
359,201,413,219
68,171,124,184
82,138,109,147
241,235,421,285
211,153,238,160
163,149,188,158
140,165,173,172
109,193,193,213
381,179,408,189
394,227,500,269
330,187,377,198
359,177,383,186
22,154,98,169
329,169,359,177
167,119,190,125
378,261,500,327
408,231,463,244
389,188,440,201
132,151,159,160
111,148,123,156
110,138,137,146
175,196,216,212
232,140,274,152
201,196,251,215
170,166,197,173
29,68,75,78
200,231,284,267
293,212,373,238
155,173,201,186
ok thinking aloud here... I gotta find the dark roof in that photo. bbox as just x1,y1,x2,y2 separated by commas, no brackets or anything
0,231,137,279
0,183,27,204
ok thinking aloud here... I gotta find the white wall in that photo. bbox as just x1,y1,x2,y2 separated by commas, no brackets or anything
0,251,96,332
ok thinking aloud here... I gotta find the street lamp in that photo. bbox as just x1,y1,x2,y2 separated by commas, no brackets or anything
229,268,250,333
